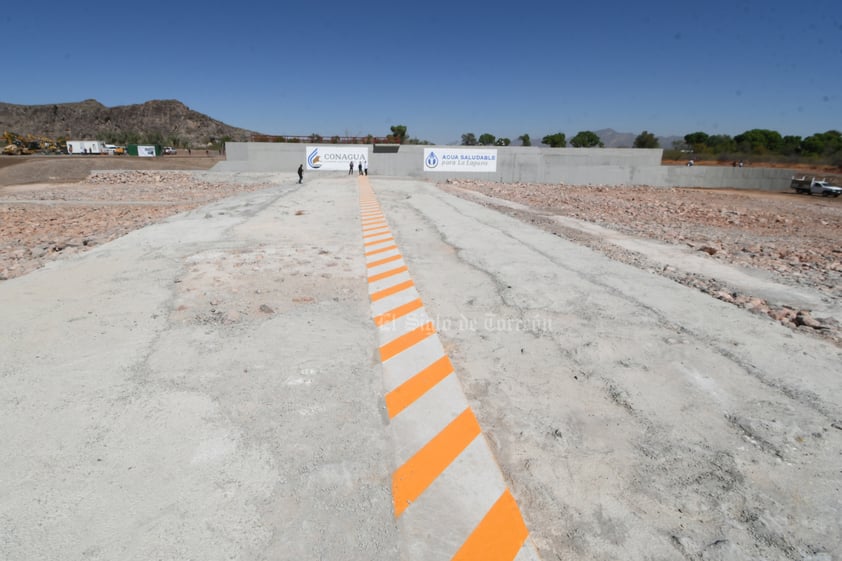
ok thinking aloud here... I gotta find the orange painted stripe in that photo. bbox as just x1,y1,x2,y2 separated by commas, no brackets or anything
362,223,388,232
362,215,384,221
363,229,391,239
363,223,389,231
368,265,408,284
363,220,389,232
373,297,422,326
371,279,415,302
367,253,402,269
379,322,435,362
364,236,394,248
385,355,454,419
365,244,398,257
451,489,529,561
392,408,481,517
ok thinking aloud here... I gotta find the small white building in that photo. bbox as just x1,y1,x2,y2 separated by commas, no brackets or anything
66,140,107,154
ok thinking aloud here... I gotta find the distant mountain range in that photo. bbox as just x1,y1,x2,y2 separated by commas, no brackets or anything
1,100,682,149
0,99,257,146
593,129,681,149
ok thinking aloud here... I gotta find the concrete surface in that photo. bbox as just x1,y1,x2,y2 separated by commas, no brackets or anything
2,174,841,560
1,177,399,560
359,179,538,560
373,178,842,560
449,186,842,323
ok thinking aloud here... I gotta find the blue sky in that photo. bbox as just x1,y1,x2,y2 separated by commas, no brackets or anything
3,0,840,144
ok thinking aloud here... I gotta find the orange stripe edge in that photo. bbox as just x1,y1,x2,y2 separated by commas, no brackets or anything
451,489,529,561
392,408,481,517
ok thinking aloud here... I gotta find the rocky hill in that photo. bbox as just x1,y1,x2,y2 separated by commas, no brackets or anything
0,99,259,147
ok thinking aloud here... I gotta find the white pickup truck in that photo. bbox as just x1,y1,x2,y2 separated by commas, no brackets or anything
790,176,842,197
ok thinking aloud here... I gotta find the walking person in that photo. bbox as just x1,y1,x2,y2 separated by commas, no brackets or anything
297,164,304,184
358,162,363,175
349,161,354,175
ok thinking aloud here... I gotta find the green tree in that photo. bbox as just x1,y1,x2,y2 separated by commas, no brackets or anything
570,130,603,148
541,132,566,147
734,129,782,154
801,130,842,157
309,133,323,143
780,135,803,156
683,131,710,152
478,133,496,146
633,131,659,148
143,130,165,145
389,125,408,144
707,134,735,153
518,134,531,147
495,137,511,146
461,132,478,146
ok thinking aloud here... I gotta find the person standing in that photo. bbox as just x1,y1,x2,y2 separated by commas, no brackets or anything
349,161,354,175
358,162,363,175
297,164,304,184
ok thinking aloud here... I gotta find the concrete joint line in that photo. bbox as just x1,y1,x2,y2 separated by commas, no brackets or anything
358,177,539,561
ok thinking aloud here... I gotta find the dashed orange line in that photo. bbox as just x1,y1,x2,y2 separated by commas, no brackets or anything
362,219,387,227
367,253,402,269
385,355,454,419
392,408,481,517
373,297,423,326
362,223,387,230
363,229,392,239
451,489,529,561
368,265,409,284
360,181,534,560
379,322,435,362
371,279,415,302
364,236,394,247
365,244,398,257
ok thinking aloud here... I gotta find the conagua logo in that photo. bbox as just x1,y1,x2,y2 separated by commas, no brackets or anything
425,151,439,168
307,148,322,168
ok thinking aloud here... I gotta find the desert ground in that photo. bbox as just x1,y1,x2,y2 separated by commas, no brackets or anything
2,156,841,560
2,155,840,344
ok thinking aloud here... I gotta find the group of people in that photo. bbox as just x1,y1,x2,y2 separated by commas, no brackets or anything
348,161,368,176
295,160,368,184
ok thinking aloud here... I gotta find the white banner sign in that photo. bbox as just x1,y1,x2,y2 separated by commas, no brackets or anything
306,146,369,171
423,148,497,173
138,145,156,157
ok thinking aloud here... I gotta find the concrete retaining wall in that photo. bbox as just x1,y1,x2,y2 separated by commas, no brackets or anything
216,142,807,191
